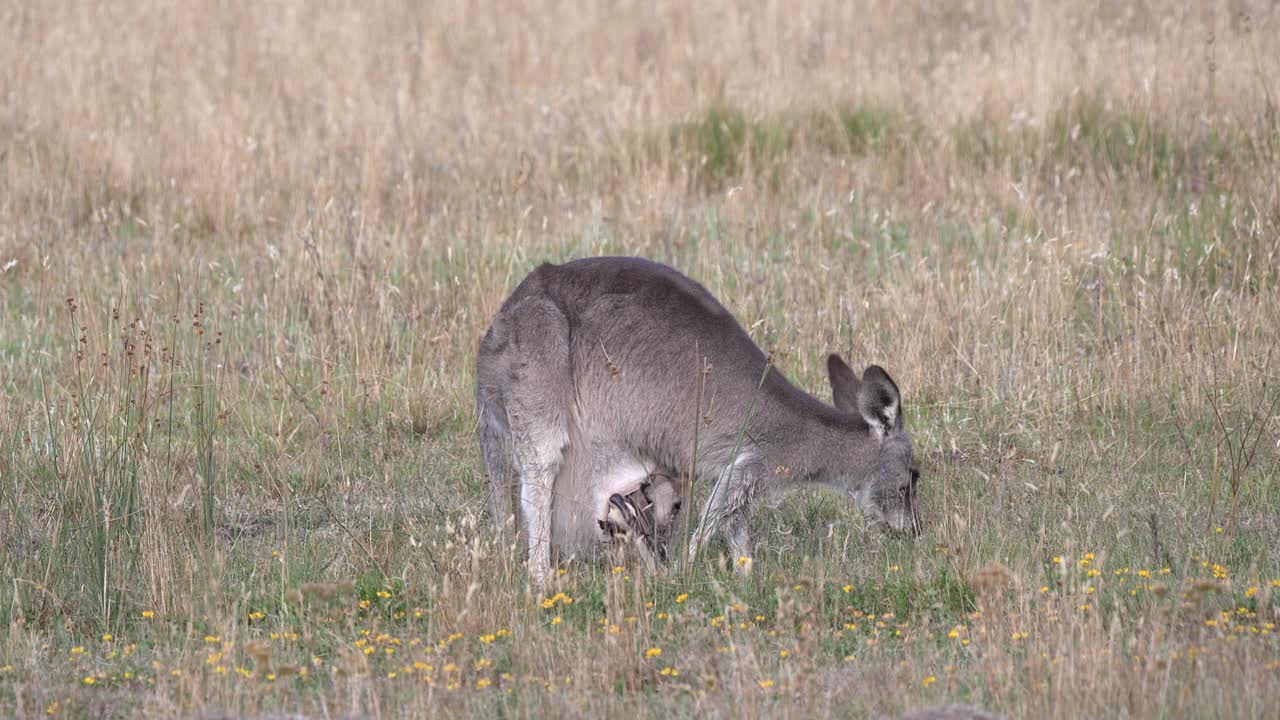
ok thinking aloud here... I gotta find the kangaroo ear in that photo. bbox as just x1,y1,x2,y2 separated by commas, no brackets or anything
857,365,902,440
827,354,861,414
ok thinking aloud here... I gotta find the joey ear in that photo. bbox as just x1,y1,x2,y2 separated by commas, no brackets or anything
827,354,861,414
857,365,902,439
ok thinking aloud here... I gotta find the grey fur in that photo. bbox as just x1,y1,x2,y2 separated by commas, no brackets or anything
476,256,919,586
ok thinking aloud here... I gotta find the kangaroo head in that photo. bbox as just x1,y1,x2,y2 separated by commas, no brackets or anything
828,354,921,536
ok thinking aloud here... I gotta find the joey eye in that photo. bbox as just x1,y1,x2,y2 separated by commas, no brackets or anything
909,469,920,486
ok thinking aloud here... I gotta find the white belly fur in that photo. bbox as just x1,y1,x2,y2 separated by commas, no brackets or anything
590,457,654,522
551,447,658,557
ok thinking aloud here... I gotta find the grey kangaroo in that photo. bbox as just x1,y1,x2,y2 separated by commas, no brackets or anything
476,256,920,587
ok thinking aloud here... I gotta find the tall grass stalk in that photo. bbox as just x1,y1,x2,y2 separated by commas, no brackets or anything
192,302,219,541
50,299,148,630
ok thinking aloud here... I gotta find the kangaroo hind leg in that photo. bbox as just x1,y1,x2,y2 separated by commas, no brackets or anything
489,297,575,588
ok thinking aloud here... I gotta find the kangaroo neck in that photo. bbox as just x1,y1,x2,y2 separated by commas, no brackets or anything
736,367,866,482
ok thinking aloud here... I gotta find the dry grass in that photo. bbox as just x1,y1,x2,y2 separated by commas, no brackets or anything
2,1,1280,717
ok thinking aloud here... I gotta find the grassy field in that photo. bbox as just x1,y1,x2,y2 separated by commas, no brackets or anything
2,1,1280,717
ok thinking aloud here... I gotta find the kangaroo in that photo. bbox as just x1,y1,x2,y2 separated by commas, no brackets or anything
598,471,683,572
476,256,920,587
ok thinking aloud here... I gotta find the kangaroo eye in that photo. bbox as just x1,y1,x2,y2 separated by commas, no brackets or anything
909,469,920,486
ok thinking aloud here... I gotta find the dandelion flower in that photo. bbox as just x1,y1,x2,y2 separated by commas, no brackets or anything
645,647,663,658
922,675,937,687
83,676,96,686
675,593,688,603
758,678,775,689
141,610,155,619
